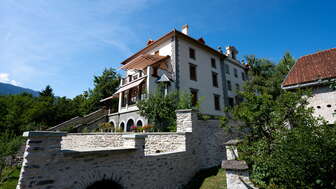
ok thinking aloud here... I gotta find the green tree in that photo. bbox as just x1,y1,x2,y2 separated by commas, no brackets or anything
228,52,336,188
137,89,194,131
39,85,54,97
84,68,120,114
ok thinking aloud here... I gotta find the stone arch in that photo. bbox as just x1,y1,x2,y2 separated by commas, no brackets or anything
136,119,143,127
86,179,123,189
126,119,134,132
109,120,116,132
119,122,125,131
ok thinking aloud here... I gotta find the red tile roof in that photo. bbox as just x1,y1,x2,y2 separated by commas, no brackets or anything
282,48,336,87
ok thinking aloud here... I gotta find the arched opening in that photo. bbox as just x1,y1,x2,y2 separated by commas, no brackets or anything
86,179,123,189
126,119,134,132
136,120,143,127
120,122,125,132
109,121,115,132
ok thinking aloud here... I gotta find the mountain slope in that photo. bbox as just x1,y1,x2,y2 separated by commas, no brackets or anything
0,82,39,96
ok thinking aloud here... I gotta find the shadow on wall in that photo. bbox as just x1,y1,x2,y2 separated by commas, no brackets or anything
86,178,123,189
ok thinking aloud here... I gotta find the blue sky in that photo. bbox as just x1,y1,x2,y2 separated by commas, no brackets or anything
1,0,335,97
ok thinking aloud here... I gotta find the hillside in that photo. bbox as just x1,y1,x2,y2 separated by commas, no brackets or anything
0,82,39,96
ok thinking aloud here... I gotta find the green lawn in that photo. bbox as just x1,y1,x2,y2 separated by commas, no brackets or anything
184,166,227,189
0,166,21,189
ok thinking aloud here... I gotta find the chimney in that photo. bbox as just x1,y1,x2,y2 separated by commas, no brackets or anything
147,39,154,46
198,37,205,44
217,46,223,54
182,24,189,35
226,46,239,60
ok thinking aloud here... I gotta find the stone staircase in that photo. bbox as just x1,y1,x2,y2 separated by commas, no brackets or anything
47,108,108,132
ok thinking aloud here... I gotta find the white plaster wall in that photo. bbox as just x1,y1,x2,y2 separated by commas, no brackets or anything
177,38,224,116
224,59,246,101
118,38,175,114
308,86,336,124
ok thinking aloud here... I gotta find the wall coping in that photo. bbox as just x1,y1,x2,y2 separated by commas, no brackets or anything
222,160,249,170
23,131,67,137
122,134,148,139
175,109,197,113
224,139,243,146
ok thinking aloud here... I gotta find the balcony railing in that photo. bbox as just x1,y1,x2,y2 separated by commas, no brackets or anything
121,71,146,86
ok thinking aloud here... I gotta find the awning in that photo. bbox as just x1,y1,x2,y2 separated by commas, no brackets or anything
114,78,145,94
120,54,169,70
100,93,119,103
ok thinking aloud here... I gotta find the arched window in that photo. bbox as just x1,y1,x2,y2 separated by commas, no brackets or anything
120,122,125,132
126,119,134,132
136,120,143,127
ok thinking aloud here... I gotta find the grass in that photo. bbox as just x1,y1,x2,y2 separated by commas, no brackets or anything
0,166,21,189
184,166,227,189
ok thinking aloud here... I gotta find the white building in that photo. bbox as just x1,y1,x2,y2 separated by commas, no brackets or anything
282,48,336,124
103,25,248,131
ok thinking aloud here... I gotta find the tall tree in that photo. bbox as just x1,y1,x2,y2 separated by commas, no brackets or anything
39,85,54,97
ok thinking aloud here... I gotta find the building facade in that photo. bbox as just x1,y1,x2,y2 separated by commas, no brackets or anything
282,48,336,124
104,25,247,131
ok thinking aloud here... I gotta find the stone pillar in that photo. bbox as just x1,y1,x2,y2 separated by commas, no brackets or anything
222,139,258,189
225,139,241,160
176,109,198,133
17,131,66,189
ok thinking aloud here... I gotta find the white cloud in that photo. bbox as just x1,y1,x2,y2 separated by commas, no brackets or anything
0,73,21,86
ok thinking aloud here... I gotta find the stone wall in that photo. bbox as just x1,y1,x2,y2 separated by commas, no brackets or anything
61,133,124,151
17,109,236,189
144,133,186,155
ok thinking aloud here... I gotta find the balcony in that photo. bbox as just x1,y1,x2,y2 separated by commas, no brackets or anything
121,71,146,86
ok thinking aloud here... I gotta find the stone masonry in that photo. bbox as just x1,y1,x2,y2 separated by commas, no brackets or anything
17,109,237,189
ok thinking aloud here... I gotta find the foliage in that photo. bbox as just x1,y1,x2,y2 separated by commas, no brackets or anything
0,166,21,189
0,68,120,178
229,52,336,188
99,122,113,132
137,89,195,131
142,124,154,132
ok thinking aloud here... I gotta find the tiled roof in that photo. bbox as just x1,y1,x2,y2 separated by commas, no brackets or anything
120,54,169,70
282,48,336,87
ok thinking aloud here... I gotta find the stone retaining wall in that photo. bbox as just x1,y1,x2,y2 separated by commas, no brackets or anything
61,133,124,151
17,109,237,189
144,133,186,155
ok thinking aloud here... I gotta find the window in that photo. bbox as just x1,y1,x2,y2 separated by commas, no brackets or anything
211,58,216,68
225,64,230,74
189,48,196,59
139,82,147,100
227,80,232,91
152,67,158,76
139,71,143,77
212,72,218,87
228,97,234,107
214,94,220,111
128,75,132,82
190,88,198,107
241,72,245,81
121,92,127,107
128,88,138,105
234,68,238,78
189,63,197,81
236,83,240,91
